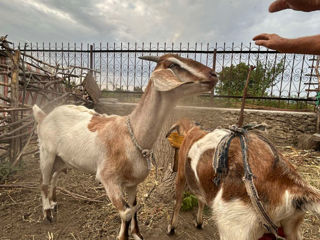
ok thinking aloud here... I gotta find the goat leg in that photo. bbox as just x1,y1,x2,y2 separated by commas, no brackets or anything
167,174,186,235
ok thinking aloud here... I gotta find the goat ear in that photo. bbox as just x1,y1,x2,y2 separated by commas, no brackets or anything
166,123,179,138
151,69,184,92
166,124,184,149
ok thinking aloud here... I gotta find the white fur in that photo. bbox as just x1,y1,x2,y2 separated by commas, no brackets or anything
212,188,263,240
167,57,206,79
188,129,230,182
37,105,107,174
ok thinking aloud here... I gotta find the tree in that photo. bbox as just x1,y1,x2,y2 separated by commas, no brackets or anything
216,59,284,97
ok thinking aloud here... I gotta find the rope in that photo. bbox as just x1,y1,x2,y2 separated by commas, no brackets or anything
212,125,285,240
126,117,157,175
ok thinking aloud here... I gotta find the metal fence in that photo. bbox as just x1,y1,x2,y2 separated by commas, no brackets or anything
13,42,318,102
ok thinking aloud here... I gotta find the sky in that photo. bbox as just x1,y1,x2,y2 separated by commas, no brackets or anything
0,0,319,46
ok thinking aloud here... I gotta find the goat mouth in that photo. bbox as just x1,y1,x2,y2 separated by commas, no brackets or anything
201,80,216,89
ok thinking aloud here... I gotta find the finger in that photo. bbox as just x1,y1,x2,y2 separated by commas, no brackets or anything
269,0,290,12
254,40,269,47
253,34,270,41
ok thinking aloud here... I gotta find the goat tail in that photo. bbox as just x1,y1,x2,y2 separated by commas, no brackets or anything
32,105,46,124
305,189,320,216
294,186,320,216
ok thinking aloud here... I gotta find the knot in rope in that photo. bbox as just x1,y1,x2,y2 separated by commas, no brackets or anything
126,117,157,173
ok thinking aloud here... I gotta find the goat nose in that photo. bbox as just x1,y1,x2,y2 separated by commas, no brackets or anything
209,71,217,78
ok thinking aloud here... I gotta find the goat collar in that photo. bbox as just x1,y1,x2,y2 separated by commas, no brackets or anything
213,125,285,240
126,116,156,171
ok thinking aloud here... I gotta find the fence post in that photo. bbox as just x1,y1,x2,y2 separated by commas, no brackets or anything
90,44,93,70
212,48,217,71
10,50,20,162
211,48,217,97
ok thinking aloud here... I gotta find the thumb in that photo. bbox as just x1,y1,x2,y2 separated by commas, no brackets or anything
269,0,290,12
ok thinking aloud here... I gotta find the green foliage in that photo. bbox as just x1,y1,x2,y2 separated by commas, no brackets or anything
181,192,198,211
133,86,143,92
0,161,20,182
216,59,284,97
115,87,125,92
64,80,76,89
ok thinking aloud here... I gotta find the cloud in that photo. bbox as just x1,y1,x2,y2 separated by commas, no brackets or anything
0,0,319,46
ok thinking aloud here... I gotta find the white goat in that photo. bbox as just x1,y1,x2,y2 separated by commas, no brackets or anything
166,119,320,240
32,54,218,240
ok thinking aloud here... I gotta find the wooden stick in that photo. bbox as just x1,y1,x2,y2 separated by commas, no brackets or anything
0,107,32,112
0,120,33,138
12,123,36,167
0,129,33,142
21,148,38,157
0,94,10,102
0,81,10,87
0,183,105,203
0,115,33,130
238,65,256,127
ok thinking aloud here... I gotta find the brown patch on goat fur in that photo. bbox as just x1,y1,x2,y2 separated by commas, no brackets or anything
92,116,137,212
88,114,134,183
87,114,116,132
221,134,308,206
96,117,134,181
175,118,196,136
179,127,207,197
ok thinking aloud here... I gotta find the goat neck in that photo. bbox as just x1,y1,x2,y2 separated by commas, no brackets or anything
129,82,177,149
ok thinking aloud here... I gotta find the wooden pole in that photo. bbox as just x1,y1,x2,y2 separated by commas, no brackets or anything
237,65,255,127
211,48,217,98
315,57,320,133
10,50,20,162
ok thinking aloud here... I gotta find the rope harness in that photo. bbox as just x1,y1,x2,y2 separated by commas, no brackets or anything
126,117,157,174
213,125,285,240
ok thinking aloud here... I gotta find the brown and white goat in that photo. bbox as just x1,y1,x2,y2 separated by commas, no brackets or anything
166,119,320,240
32,54,218,240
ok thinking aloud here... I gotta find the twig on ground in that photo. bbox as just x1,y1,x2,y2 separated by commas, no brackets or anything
0,183,105,203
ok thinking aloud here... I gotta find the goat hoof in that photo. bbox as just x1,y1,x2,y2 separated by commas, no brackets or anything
132,233,144,240
44,209,53,223
167,225,175,235
53,204,58,212
194,221,203,229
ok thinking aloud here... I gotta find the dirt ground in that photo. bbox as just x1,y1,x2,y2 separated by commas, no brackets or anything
0,144,319,240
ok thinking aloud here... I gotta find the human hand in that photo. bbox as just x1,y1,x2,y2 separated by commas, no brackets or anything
269,0,320,12
253,33,289,52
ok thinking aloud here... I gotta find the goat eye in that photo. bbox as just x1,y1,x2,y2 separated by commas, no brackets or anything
169,63,178,68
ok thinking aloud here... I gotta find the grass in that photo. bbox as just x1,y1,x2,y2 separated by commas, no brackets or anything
0,161,21,182
181,192,198,211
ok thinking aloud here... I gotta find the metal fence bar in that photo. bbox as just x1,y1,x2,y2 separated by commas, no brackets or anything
106,42,109,90
113,42,115,89
297,54,306,97
270,52,278,96
120,42,123,90
288,53,296,97
13,42,315,101
127,42,129,91
133,42,137,90
279,54,287,98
